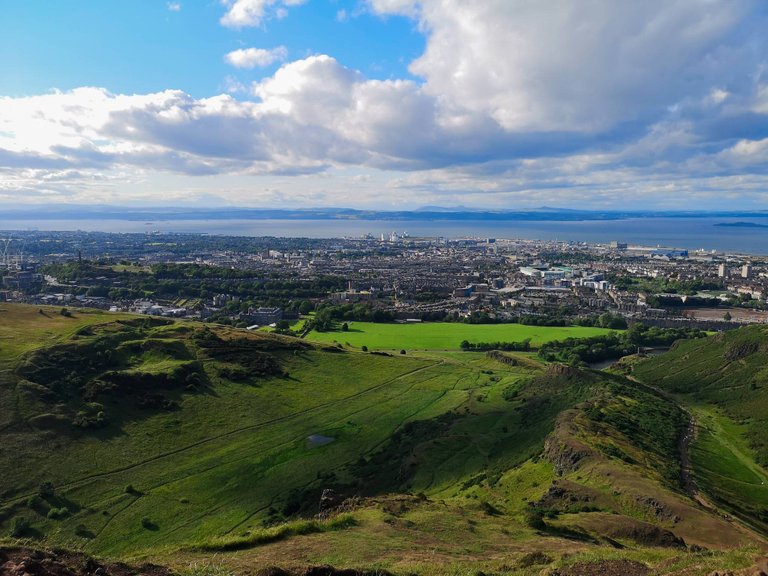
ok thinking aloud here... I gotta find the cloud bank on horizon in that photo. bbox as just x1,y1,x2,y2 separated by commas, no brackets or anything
2,0,768,209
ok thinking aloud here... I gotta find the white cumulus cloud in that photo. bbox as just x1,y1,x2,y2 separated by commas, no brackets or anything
224,46,288,68
219,0,306,28
371,0,759,132
4,2,768,207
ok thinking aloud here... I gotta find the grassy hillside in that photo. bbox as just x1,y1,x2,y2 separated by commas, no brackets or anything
0,305,765,575
0,305,136,362
304,321,614,350
631,325,768,532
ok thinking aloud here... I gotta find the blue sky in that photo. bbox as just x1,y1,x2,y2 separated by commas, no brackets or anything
2,0,768,210
0,1,423,96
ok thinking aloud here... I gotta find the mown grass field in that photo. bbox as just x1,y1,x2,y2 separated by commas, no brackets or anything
305,321,615,350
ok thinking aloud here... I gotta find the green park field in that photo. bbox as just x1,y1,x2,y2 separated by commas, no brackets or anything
305,321,615,350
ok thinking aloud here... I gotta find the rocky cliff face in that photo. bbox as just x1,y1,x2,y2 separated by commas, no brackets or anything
542,409,595,476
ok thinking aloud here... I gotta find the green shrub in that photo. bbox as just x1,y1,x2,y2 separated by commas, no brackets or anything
522,507,546,530
74,524,94,538
26,495,46,511
47,507,70,520
38,481,55,498
10,517,31,537
72,403,108,429
501,385,520,401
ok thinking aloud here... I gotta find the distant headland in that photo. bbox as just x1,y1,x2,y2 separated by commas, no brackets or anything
715,221,768,229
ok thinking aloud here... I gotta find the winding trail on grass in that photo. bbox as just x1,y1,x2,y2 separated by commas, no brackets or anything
680,411,768,542
92,493,143,539
625,374,716,510
627,374,765,541
678,415,715,511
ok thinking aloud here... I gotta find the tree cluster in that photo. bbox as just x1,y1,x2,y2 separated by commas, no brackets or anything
460,339,532,352
537,324,707,365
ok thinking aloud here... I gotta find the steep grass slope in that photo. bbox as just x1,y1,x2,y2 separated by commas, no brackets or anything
0,305,765,575
632,325,768,531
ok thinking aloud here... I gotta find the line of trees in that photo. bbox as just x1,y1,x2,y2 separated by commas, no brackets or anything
537,324,707,365
449,311,628,328
458,324,707,365
460,339,532,352
304,304,398,332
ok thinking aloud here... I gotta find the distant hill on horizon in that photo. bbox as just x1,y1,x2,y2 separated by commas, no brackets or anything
2,204,768,222
715,221,768,228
